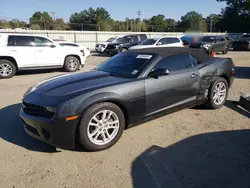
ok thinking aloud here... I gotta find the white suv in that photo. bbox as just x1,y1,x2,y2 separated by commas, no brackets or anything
0,33,86,78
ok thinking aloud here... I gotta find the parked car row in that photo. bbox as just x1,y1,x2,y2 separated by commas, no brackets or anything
95,34,187,56
0,33,90,78
181,33,250,54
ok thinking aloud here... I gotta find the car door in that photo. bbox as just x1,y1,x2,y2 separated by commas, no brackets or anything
219,37,227,51
7,35,37,67
145,54,200,115
34,36,62,66
213,37,224,52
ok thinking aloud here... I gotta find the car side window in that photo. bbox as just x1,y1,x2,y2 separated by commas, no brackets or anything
34,37,53,47
153,54,193,72
220,37,225,42
170,38,180,43
190,55,200,66
157,38,165,45
8,35,34,47
132,36,139,42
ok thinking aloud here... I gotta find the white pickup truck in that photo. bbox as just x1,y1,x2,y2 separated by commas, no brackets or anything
0,33,86,78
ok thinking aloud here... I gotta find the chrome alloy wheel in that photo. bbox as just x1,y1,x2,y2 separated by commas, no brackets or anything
68,59,78,70
87,110,120,145
0,63,12,76
212,82,227,105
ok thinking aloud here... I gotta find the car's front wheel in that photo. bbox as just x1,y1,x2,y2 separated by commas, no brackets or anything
64,56,80,72
222,46,229,54
205,77,228,109
78,102,125,151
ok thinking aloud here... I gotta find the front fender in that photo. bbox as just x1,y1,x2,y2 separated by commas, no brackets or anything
74,92,126,115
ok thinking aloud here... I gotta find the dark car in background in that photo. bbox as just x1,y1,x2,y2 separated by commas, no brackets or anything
232,34,250,51
104,34,147,56
180,35,203,46
189,35,231,54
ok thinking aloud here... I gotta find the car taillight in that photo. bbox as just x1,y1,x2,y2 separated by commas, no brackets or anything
232,68,236,76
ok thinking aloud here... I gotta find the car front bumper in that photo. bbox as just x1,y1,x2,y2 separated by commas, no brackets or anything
20,108,79,149
95,46,106,52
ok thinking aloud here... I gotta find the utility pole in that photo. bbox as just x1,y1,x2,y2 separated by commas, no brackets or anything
210,16,213,33
131,20,133,32
137,11,142,32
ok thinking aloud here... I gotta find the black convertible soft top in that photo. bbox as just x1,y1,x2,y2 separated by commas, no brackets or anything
129,47,214,63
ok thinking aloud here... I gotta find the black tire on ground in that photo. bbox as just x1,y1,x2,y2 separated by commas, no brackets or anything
64,56,80,72
0,59,17,79
222,46,229,54
78,102,125,151
205,77,229,109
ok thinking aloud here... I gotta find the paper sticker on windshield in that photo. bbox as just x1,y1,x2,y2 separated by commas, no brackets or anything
136,55,152,59
132,70,138,75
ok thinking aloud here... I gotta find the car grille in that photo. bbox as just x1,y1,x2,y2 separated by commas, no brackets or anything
22,101,55,119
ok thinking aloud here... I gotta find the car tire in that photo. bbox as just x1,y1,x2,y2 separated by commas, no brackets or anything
0,59,17,79
205,77,228,109
222,46,229,54
78,102,125,151
121,48,127,52
64,56,80,72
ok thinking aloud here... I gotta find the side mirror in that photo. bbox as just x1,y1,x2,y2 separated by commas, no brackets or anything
50,44,56,48
149,68,170,78
156,42,162,46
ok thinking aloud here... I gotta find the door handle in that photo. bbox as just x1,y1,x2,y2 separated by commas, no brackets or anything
11,50,17,52
37,50,43,52
190,73,198,78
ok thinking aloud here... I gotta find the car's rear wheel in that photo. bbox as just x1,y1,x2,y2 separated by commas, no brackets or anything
0,60,17,79
78,102,125,151
205,77,228,109
64,56,80,72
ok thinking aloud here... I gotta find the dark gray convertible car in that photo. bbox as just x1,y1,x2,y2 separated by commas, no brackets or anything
20,47,235,151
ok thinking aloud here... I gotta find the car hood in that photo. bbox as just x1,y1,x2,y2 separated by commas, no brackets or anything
29,71,133,97
107,42,126,47
97,42,109,45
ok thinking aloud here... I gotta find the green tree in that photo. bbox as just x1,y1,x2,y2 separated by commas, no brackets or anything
179,11,207,32
69,7,111,30
52,18,70,30
30,24,41,30
0,20,10,28
30,11,53,30
206,14,222,32
217,0,250,32
148,14,167,32
8,19,27,29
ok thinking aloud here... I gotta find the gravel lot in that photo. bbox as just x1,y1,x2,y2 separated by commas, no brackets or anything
0,51,249,188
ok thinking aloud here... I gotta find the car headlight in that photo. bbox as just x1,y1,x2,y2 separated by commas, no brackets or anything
45,107,56,113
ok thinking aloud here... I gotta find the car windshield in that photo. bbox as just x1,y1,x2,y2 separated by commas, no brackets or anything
106,37,115,42
140,38,158,45
202,36,216,43
95,52,153,78
116,36,132,43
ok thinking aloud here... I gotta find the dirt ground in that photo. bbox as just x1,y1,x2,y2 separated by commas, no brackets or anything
0,51,249,188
